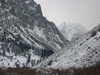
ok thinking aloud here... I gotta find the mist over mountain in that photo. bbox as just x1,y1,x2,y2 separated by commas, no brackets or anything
58,22,87,41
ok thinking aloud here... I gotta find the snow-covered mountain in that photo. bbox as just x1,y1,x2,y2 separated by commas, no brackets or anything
58,22,87,41
0,0,69,68
37,24,100,69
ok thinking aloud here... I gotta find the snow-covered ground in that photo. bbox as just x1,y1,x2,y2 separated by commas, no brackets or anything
50,32,100,69
0,50,40,68
37,24,100,69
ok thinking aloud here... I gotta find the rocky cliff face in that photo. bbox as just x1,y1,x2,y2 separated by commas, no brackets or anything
0,0,69,67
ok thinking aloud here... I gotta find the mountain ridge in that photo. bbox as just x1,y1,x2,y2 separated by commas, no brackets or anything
36,24,100,69
0,0,69,68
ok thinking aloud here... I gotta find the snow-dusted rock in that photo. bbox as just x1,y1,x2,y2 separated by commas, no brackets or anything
0,0,68,68
37,24,100,69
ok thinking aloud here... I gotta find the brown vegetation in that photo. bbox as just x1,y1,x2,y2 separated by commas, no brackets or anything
0,64,100,75
0,68,36,75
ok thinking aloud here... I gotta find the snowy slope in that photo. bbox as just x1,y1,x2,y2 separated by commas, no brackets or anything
0,49,40,68
58,22,87,41
37,24,100,69
0,0,68,68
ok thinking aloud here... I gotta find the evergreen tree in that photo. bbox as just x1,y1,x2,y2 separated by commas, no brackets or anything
26,53,31,65
31,60,35,66
2,50,5,56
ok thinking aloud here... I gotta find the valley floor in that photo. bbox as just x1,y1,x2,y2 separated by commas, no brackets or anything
0,64,100,75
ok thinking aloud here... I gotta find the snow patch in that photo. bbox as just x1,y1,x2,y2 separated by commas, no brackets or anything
25,0,30,4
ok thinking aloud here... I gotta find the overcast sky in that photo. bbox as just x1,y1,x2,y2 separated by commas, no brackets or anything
35,0,100,30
